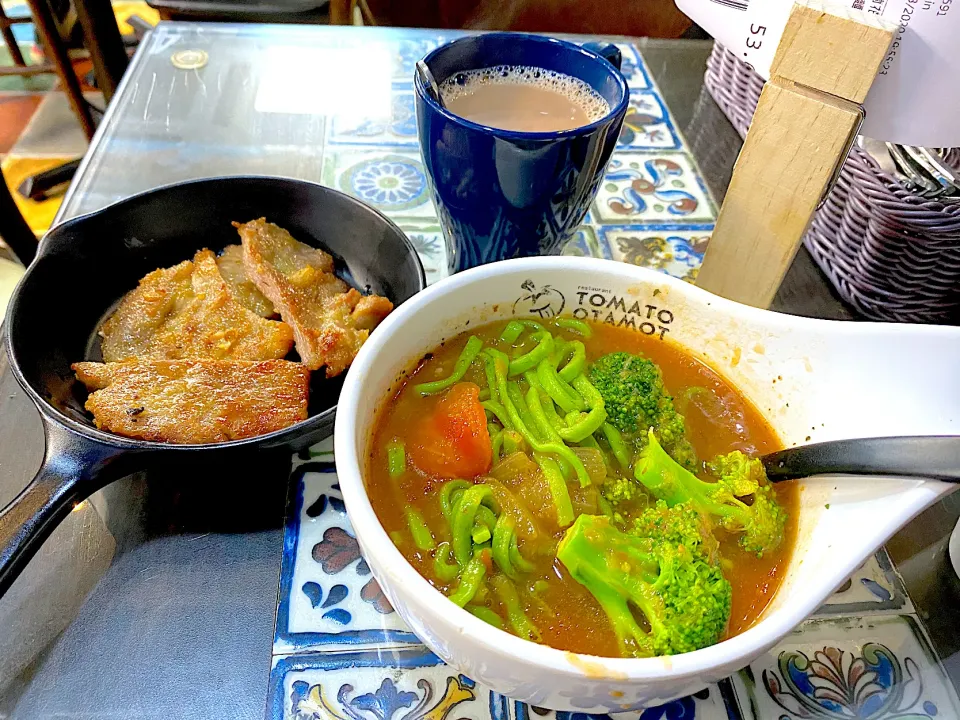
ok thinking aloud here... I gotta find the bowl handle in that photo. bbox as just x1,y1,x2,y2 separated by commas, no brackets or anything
0,419,137,598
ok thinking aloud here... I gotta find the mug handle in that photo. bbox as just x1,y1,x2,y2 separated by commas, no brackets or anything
582,42,622,71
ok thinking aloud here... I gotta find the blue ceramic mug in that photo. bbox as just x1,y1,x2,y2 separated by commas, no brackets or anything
415,33,629,273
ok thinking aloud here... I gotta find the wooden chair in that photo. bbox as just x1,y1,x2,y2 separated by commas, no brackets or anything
0,0,94,138
0,0,128,140
0,0,129,265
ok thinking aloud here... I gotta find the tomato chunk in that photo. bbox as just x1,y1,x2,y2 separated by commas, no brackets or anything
409,382,492,479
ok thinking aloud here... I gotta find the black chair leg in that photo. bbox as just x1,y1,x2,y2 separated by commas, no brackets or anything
0,170,36,266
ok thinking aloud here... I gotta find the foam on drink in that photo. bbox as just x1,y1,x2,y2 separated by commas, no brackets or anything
438,65,610,132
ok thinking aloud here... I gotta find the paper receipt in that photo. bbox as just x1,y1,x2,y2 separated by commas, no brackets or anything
676,0,959,146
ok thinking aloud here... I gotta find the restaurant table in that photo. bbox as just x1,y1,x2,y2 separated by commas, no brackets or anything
2,21,960,720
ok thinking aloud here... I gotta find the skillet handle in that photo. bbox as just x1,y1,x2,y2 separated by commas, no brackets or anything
0,420,129,598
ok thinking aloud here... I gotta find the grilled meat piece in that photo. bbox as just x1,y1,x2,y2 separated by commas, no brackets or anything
73,358,309,443
216,244,275,317
100,249,293,362
235,218,392,377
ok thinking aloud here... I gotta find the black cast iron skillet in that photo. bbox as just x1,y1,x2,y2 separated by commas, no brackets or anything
0,176,426,597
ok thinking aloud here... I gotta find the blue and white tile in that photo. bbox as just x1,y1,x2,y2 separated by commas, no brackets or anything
592,153,717,225
323,149,435,220
393,37,445,81
400,221,451,285
617,91,681,151
268,649,481,720
601,224,711,282
729,615,960,720
816,548,913,616
268,647,732,720
618,43,651,90
267,648,484,720
329,85,419,148
275,448,419,654
513,684,735,720
561,225,612,260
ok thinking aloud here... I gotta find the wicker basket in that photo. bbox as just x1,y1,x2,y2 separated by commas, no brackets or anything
704,44,960,324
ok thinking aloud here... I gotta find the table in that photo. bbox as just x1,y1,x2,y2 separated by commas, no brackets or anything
1,22,958,720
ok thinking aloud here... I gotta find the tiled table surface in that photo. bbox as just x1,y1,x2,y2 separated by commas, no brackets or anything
1,21,955,720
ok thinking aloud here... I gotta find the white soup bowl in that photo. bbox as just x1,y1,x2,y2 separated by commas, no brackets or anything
334,257,959,711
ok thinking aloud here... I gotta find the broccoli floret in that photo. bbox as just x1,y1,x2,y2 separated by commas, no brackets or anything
557,514,731,657
707,450,766,496
602,475,640,505
631,499,720,566
599,474,646,526
589,353,697,470
634,431,787,557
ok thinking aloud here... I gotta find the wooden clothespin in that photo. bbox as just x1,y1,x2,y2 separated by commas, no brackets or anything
695,1,895,308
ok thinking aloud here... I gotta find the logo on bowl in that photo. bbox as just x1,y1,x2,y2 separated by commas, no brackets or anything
513,280,566,318
572,285,674,339
512,280,675,339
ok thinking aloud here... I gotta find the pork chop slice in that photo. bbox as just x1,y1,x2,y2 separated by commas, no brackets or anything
100,249,293,362
73,358,309,443
235,218,392,377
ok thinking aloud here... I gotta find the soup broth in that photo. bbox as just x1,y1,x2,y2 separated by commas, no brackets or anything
367,319,797,658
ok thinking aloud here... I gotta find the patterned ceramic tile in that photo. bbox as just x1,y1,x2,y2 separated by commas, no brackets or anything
618,44,651,90
815,548,912,616
393,38,444,81
267,647,733,720
329,85,418,148
269,649,483,720
729,615,960,720
512,685,735,719
601,224,711,282
400,221,451,285
275,445,419,654
561,225,611,260
617,91,681,151
323,149,434,220
592,153,717,225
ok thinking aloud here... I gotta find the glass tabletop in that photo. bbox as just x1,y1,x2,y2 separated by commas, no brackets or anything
1,20,958,720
